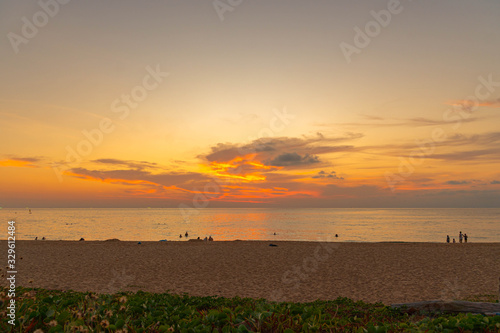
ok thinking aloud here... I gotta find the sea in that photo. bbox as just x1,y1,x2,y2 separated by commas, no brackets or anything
0,208,498,243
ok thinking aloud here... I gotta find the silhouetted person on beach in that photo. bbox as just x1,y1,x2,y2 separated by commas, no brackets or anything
35,237,37,240
453,238,456,243
335,234,338,238
459,231,463,243
209,236,213,241
464,234,468,243
179,234,182,238
185,231,188,238
446,235,450,243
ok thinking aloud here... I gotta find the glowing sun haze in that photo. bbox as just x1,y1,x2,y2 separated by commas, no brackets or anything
1,0,499,207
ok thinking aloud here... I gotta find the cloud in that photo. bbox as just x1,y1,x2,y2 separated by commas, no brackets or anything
430,148,500,162
0,156,41,168
68,167,211,188
56,130,499,207
312,170,343,180
202,132,362,163
64,137,348,204
53,156,500,207
60,144,350,205
193,132,363,182
323,115,480,129
491,180,500,184
10,157,40,162
92,158,160,170
446,180,470,185
357,131,500,162
448,99,500,108
65,163,322,205
440,132,500,147
266,152,319,167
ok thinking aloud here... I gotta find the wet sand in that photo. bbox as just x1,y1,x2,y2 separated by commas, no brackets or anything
1,240,499,304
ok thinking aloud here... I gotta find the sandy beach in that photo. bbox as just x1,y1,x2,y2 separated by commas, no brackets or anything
2,240,499,305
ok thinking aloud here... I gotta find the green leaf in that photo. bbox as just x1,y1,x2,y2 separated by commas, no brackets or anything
237,324,250,332
56,311,70,324
115,318,125,329
48,325,63,333
45,308,55,318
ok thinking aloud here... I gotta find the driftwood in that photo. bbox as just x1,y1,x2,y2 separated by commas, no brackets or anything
391,300,500,315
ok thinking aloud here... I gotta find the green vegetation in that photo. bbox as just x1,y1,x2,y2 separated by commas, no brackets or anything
463,294,499,304
1,287,499,332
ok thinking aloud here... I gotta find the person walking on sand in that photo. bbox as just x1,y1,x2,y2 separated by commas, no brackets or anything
446,235,450,243
459,231,463,243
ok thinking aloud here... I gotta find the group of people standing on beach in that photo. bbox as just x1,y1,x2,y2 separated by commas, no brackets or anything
446,231,468,243
180,231,213,241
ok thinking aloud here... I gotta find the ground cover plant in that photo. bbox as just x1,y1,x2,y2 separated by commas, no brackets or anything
1,287,499,332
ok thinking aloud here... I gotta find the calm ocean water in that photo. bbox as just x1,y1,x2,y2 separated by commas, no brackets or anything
0,208,498,242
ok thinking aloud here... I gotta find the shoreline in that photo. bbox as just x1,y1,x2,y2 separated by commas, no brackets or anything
2,239,498,244
2,240,499,304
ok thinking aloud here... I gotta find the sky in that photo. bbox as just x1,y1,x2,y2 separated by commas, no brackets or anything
1,0,500,208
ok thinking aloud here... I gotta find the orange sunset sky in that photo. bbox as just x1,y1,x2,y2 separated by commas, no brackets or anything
1,0,500,207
